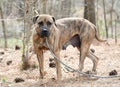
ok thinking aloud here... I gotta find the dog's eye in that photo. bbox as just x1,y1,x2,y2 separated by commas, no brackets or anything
47,21,52,26
38,22,43,26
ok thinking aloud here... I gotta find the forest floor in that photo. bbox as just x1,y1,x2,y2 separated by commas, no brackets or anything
0,39,120,87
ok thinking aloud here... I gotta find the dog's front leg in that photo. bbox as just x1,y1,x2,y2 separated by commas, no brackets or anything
37,51,44,79
54,50,62,79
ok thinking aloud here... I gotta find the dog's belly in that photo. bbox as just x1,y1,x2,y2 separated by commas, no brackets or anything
69,34,80,47
62,34,80,50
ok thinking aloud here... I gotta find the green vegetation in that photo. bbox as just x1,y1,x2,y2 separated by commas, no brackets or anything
0,38,23,48
1,77,7,83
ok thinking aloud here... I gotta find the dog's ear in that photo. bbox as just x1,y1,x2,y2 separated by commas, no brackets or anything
52,16,55,22
33,16,39,24
52,16,57,26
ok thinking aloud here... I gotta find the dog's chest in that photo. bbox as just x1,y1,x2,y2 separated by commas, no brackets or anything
35,39,48,50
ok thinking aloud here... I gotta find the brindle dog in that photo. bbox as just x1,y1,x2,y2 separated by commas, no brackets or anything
32,14,106,79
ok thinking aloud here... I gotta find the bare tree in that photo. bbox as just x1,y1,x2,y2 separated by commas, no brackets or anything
22,0,29,70
60,0,71,18
42,0,47,14
115,16,119,44
84,0,96,25
22,0,36,69
0,4,7,48
103,0,108,38
110,0,114,38
96,0,100,35
47,0,53,15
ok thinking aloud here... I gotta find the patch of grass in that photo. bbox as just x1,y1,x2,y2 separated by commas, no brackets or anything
0,38,23,48
32,63,38,69
1,77,7,83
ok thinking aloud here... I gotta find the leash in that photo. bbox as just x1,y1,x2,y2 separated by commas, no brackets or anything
46,38,120,79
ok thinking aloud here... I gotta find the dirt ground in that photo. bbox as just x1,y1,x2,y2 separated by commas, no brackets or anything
0,39,120,87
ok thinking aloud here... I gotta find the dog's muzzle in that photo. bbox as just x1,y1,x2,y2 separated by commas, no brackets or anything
38,28,50,38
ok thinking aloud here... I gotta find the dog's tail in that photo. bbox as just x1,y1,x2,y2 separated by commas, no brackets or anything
94,26,107,42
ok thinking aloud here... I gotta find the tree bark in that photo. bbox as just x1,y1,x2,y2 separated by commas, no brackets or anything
22,0,35,69
103,0,108,38
0,5,7,48
42,0,47,14
61,0,71,18
96,0,100,35
110,0,113,38
84,0,96,25
115,16,118,44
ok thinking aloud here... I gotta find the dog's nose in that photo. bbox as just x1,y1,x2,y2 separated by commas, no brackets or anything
41,28,50,37
42,29,48,33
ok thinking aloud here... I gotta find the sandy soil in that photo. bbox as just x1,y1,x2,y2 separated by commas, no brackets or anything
0,39,120,87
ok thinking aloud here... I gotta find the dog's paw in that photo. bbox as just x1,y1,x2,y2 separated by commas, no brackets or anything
85,70,97,75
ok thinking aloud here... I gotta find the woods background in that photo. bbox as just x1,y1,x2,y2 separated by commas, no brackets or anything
0,0,120,48
0,0,120,86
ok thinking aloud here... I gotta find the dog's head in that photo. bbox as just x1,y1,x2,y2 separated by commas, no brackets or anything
33,14,56,38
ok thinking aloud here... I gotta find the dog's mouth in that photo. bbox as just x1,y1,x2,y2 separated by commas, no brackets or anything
37,29,50,38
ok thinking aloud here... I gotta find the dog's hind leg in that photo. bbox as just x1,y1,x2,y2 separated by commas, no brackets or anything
78,38,93,72
70,35,98,73
87,52,99,73
77,45,98,74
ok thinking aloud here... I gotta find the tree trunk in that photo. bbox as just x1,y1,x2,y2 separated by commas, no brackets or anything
48,0,53,15
84,0,96,25
42,0,47,14
22,0,35,70
84,0,89,20
115,16,118,44
96,0,100,35
110,0,113,38
61,0,71,18
103,0,108,38
0,5,7,48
